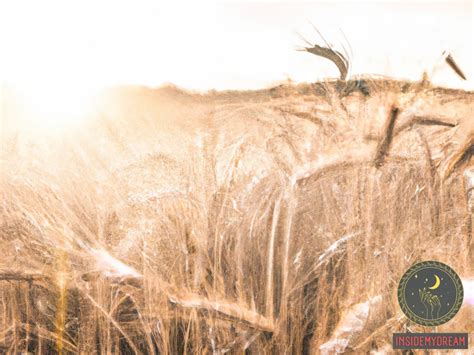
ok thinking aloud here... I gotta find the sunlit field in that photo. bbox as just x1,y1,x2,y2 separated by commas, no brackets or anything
1,72,473,353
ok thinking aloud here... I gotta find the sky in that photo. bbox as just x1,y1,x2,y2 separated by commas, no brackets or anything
0,0,472,96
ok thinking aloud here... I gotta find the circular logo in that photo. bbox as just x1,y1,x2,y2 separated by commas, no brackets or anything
397,261,463,326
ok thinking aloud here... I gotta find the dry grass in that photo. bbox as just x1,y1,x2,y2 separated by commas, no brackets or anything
0,79,473,354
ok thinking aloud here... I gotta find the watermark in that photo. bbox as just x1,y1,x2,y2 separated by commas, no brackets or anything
394,261,468,350
393,333,468,350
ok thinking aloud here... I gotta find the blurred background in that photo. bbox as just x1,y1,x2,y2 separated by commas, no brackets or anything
0,0,472,129
0,0,471,92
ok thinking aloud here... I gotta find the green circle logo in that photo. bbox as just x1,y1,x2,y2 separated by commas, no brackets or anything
397,261,463,326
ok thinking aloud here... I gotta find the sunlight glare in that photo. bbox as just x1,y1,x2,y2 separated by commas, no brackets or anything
11,81,102,130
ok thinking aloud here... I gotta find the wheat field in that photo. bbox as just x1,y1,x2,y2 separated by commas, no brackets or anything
1,77,473,354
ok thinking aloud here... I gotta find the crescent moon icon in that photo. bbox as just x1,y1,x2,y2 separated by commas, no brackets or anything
429,274,441,290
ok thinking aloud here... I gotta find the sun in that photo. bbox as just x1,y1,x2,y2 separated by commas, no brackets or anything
9,81,102,131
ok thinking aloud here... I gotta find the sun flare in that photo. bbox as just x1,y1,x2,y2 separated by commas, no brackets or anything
5,81,101,130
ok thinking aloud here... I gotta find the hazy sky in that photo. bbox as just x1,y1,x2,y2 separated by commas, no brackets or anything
0,0,472,93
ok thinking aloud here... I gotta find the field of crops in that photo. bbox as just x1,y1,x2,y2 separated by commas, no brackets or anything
1,78,473,353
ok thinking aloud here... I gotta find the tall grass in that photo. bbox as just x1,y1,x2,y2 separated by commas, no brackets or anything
0,80,473,353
